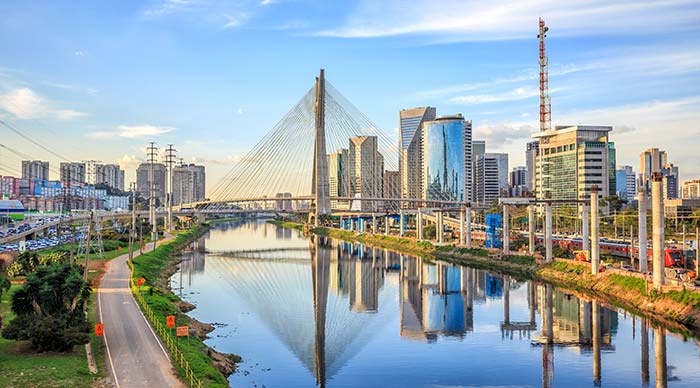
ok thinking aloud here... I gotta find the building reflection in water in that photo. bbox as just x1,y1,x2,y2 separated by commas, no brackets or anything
187,221,679,388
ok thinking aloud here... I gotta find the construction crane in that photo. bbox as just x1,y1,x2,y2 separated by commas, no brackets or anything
538,18,551,133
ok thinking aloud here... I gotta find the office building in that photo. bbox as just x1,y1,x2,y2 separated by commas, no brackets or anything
639,148,679,199
615,165,636,201
59,162,87,187
95,164,125,191
173,164,206,205
136,162,167,205
328,148,350,210
383,170,400,199
472,140,486,201
421,115,472,202
525,140,539,191
682,180,700,199
475,153,508,206
349,136,384,210
399,107,436,204
532,125,615,201
21,160,49,181
509,166,528,196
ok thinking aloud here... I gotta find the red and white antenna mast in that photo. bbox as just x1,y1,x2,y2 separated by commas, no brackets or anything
538,18,551,132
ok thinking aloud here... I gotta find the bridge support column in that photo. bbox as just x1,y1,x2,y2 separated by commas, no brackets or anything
459,209,465,246
654,327,667,388
545,202,553,262
591,187,600,274
502,205,509,254
503,275,510,325
399,210,405,236
417,209,424,241
528,205,535,254
652,173,665,289
466,206,472,249
583,203,590,255
638,190,648,273
593,301,601,387
372,214,377,234
641,318,650,385
437,211,444,243
384,216,389,235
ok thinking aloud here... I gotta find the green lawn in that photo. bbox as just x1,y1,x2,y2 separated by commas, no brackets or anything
0,285,104,388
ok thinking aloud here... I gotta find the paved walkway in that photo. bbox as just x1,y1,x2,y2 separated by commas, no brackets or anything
97,238,185,388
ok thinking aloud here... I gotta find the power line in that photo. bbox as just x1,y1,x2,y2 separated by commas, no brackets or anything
0,118,72,161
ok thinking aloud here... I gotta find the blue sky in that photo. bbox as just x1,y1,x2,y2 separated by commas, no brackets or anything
0,0,699,191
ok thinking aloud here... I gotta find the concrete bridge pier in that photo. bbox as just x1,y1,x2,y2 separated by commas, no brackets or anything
502,205,509,254
583,203,590,254
372,214,377,234
591,187,600,274
638,191,648,273
654,327,668,388
466,206,472,248
593,301,601,387
399,209,405,237
437,211,444,243
652,173,665,289
384,216,389,235
545,202,553,262
417,209,424,240
503,276,510,325
641,318,650,385
459,208,466,245
528,205,535,254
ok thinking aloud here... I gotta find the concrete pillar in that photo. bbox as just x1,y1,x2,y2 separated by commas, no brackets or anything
591,187,600,274
582,204,590,254
417,209,423,240
528,205,535,254
384,216,389,235
399,209,405,237
459,209,466,246
652,173,665,289
654,327,667,388
545,284,553,344
639,190,648,273
503,205,510,254
641,319,650,385
593,301,601,387
437,211,444,243
528,282,536,325
372,214,377,234
466,207,472,249
545,202,553,262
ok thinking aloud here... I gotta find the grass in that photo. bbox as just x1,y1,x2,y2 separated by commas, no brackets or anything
0,285,104,388
666,287,700,309
130,226,236,388
608,274,648,295
548,260,586,275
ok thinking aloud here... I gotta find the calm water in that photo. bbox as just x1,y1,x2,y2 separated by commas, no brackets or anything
172,220,700,388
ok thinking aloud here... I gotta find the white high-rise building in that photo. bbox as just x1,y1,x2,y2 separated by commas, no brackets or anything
173,164,206,205
475,153,508,206
349,136,383,211
399,107,436,205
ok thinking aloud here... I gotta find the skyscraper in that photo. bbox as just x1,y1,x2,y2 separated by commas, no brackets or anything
421,115,472,202
21,160,49,181
399,107,436,205
95,164,125,191
173,164,206,205
475,153,508,206
136,162,167,205
472,140,486,202
525,140,539,191
615,165,636,201
349,136,383,211
532,125,614,201
59,162,87,187
328,148,350,210
510,166,528,196
639,148,679,199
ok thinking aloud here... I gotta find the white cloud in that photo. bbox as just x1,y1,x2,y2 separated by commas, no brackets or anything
0,87,87,120
223,12,251,29
474,122,536,144
450,87,540,105
74,50,87,57
117,154,144,170
316,0,700,40
88,124,176,139
143,0,196,18
143,0,266,29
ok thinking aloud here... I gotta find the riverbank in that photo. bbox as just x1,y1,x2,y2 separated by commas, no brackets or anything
270,220,700,336
129,224,241,388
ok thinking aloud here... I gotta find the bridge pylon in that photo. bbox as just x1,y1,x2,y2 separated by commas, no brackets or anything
312,69,331,225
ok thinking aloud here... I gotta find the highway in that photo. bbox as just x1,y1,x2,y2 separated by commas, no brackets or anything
97,238,185,388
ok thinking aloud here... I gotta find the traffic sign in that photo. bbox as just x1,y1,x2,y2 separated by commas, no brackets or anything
176,326,189,337
166,315,175,328
95,323,104,337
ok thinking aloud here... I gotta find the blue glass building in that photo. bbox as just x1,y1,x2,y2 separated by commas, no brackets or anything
422,115,471,202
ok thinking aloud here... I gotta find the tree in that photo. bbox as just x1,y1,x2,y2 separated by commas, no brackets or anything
602,195,627,213
0,275,10,330
2,264,91,352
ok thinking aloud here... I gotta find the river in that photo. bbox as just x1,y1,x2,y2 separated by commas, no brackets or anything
172,219,700,388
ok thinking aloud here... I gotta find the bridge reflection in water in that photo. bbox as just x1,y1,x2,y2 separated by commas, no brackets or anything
172,221,688,388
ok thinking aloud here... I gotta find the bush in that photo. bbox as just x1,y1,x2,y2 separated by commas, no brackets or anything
2,264,91,352
423,224,436,240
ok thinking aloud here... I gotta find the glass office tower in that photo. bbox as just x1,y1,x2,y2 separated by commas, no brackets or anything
421,115,471,202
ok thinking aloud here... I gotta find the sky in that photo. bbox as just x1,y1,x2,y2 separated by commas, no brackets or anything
0,0,699,193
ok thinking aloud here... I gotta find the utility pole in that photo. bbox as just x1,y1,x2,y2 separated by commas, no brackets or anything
164,144,177,233
128,182,136,265
147,142,158,246
83,212,94,281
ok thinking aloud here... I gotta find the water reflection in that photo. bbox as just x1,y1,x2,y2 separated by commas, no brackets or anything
173,221,699,388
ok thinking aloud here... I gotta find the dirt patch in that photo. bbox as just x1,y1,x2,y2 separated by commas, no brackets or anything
175,300,196,313
207,348,241,377
190,318,215,339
